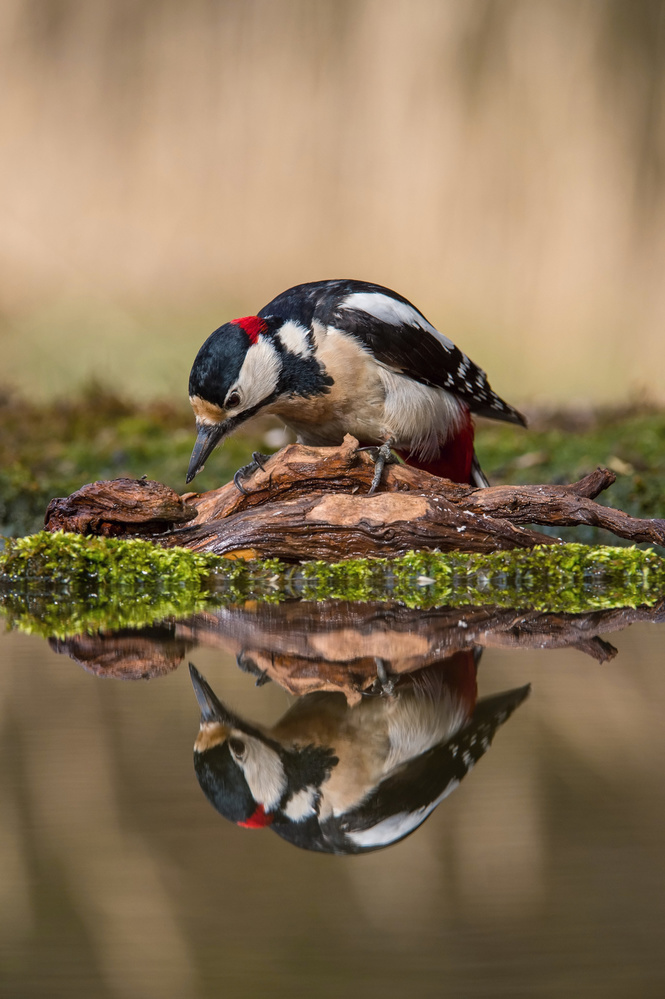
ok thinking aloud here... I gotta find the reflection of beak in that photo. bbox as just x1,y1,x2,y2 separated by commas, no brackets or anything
186,422,226,483
189,663,240,726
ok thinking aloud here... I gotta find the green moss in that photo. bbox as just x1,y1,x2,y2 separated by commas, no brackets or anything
2,533,664,637
0,530,219,588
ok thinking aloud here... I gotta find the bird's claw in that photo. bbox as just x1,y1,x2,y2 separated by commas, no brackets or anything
236,650,272,686
358,442,397,494
233,452,271,495
364,658,397,698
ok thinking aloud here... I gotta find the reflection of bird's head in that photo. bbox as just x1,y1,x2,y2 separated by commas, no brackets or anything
189,659,531,855
189,664,338,829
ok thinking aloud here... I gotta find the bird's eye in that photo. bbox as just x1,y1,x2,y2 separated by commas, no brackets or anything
229,737,246,760
226,391,241,410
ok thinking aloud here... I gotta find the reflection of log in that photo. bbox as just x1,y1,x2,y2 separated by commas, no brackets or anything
49,598,665,702
49,624,192,679
44,436,665,558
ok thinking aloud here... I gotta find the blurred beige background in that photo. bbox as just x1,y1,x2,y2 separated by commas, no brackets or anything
1,0,664,403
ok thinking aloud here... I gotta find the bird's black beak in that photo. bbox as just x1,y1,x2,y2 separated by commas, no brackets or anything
189,663,241,726
186,423,226,484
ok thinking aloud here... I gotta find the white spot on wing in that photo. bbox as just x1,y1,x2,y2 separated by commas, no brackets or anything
277,320,312,357
340,291,455,350
283,785,318,822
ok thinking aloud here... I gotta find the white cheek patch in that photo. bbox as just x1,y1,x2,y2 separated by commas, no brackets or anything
340,291,455,351
236,338,281,410
238,736,287,811
277,320,312,357
283,785,319,823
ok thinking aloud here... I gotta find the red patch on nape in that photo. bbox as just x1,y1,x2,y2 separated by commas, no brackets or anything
397,407,475,485
238,803,274,829
231,316,267,345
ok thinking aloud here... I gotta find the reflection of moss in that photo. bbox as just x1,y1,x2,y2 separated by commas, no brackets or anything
287,545,665,611
1,591,216,640
1,533,663,637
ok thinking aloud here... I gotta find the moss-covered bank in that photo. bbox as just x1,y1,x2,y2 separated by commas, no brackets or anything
1,532,663,638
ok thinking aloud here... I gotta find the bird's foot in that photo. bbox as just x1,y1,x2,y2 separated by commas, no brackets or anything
365,658,397,698
236,650,272,686
357,440,397,494
233,452,271,495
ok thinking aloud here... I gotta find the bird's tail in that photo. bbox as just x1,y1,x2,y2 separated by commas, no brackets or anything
470,452,489,487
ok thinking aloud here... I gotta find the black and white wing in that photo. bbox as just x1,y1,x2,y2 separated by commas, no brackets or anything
259,279,526,425
320,683,531,854
268,682,530,855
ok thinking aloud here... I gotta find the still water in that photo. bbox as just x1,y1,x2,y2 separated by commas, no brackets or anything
0,600,664,998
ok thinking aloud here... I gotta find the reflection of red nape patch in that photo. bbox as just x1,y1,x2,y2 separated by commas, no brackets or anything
232,316,267,345
238,804,274,829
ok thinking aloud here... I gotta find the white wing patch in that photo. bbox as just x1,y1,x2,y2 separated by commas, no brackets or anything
346,780,460,849
235,338,281,410
277,320,312,357
340,291,455,351
283,785,319,822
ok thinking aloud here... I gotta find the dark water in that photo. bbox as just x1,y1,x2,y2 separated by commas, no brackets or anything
1,601,664,998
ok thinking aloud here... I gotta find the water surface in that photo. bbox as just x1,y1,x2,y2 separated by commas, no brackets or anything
1,605,664,998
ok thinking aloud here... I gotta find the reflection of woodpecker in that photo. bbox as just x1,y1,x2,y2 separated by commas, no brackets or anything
189,655,530,854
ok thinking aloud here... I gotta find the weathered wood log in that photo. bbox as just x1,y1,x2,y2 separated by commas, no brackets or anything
44,435,665,557
166,490,554,557
44,477,196,536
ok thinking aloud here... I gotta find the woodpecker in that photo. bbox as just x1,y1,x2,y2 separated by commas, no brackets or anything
186,279,526,489
189,659,530,855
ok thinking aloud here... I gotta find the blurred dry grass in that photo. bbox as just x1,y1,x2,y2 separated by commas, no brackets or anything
0,0,664,402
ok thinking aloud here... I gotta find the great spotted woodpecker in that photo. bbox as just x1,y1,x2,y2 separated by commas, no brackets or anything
189,660,530,855
186,279,526,489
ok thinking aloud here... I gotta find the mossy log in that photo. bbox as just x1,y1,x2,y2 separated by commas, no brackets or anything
44,435,665,559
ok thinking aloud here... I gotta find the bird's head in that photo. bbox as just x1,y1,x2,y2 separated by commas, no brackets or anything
186,314,331,483
189,664,338,831
187,316,280,483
